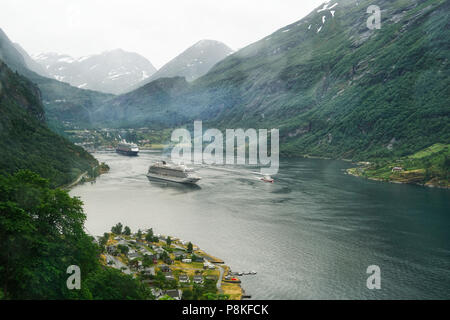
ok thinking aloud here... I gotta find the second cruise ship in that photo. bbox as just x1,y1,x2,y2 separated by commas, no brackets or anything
116,142,139,156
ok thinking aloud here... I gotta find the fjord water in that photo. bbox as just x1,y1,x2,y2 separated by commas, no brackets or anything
71,151,450,299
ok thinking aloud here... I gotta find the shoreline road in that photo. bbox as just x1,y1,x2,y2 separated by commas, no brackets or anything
217,265,224,293
203,255,225,293
64,171,88,189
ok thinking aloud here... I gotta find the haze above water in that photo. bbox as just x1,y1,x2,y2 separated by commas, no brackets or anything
71,151,450,299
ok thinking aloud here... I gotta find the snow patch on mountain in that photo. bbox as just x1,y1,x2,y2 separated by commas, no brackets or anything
131,39,233,89
318,1,338,13
32,50,156,94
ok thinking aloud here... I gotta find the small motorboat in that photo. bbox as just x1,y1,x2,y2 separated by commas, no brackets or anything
260,175,274,183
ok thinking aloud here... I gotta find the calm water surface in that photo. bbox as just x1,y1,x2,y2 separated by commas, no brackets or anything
71,151,450,299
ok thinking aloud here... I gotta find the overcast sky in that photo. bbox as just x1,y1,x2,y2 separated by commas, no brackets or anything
0,0,324,68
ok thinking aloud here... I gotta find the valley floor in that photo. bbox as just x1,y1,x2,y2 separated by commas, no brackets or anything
68,127,449,189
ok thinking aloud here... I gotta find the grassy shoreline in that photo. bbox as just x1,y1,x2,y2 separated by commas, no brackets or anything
102,231,244,300
346,144,449,189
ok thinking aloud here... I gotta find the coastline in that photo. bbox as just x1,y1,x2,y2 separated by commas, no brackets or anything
346,166,450,189
345,144,449,189
62,170,88,190
101,232,245,300
62,162,110,190
85,145,448,190
79,142,449,191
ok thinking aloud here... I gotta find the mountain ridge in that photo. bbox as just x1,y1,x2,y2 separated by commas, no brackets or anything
33,49,157,95
93,0,449,161
13,43,48,77
129,39,233,91
0,27,113,130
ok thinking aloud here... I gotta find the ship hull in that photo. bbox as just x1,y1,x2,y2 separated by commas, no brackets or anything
146,172,200,185
116,149,139,156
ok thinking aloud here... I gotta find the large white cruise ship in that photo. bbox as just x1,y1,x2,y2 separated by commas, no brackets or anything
116,142,139,156
146,161,201,184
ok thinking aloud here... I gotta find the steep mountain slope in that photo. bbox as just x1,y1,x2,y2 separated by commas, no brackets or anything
197,0,450,159
93,76,190,128
33,49,157,95
13,43,48,77
98,0,449,160
0,28,112,129
0,28,27,73
0,59,98,187
130,40,232,91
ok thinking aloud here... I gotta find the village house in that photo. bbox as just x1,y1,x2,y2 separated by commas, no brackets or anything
193,275,204,285
178,274,189,283
128,252,140,260
151,288,163,299
392,167,404,172
162,289,182,300
143,251,157,259
192,255,204,262
117,239,128,246
173,244,186,251
159,265,170,273
173,251,186,259
165,271,175,281
203,262,216,270
154,247,165,254
143,267,155,276
106,245,118,255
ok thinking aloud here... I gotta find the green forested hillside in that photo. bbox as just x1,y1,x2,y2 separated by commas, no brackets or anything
93,76,191,128
348,143,450,187
0,36,153,300
0,170,153,299
0,60,98,187
94,0,449,161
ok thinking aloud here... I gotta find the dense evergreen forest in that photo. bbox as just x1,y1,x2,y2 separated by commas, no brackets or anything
0,57,153,299
0,170,153,299
0,60,98,187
